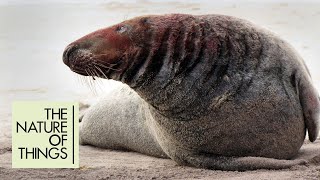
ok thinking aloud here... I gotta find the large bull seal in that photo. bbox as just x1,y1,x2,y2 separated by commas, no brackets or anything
63,14,320,170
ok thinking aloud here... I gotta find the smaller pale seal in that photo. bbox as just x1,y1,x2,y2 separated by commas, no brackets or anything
63,14,320,171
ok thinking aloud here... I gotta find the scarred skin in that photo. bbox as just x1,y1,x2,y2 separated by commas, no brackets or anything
63,14,320,171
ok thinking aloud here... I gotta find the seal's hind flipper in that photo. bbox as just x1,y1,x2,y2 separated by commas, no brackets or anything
299,76,320,142
178,154,306,171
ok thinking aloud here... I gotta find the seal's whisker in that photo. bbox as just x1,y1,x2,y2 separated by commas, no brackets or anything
79,76,89,88
84,69,98,94
84,69,90,76
92,68,100,78
90,67,104,93
94,61,119,69
87,68,96,80
79,75,89,88
92,62,122,71
84,69,95,88
83,70,90,87
92,61,115,68
74,73,87,89
80,76,86,86
94,65,108,79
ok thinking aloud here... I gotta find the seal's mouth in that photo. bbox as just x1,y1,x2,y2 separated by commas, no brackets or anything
63,44,124,79
63,45,91,76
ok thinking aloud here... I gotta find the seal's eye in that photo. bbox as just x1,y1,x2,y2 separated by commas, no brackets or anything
116,25,127,34
141,18,150,24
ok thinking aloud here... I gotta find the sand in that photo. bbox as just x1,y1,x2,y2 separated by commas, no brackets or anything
1,140,320,179
1,0,320,179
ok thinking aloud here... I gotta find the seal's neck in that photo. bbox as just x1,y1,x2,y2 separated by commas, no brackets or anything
118,15,261,121
118,17,223,120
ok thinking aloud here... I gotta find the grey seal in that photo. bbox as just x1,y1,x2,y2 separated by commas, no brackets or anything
62,14,320,170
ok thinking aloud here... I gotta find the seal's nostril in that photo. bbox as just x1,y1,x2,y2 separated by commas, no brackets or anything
63,44,78,66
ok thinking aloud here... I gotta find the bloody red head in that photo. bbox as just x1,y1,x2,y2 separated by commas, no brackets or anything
62,15,155,80
62,14,210,87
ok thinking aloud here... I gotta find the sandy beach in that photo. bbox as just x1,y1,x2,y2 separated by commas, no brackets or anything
1,0,320,179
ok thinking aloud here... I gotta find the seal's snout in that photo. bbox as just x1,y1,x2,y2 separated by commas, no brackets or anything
63,44,78,66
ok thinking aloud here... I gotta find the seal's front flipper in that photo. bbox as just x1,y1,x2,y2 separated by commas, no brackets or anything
179,154,307,171
299,75,320,142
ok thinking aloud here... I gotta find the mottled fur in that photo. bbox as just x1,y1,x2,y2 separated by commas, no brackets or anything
63,14,320,171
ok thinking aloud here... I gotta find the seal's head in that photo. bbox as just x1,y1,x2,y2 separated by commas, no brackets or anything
63,14,200,86
63,16,153,79
63,15,177,81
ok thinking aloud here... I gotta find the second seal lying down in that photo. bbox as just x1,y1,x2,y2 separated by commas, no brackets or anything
63,14,320,171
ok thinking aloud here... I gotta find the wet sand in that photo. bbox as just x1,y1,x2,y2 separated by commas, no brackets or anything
1,0,320,179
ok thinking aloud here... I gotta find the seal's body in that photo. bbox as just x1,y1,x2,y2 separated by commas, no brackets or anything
63,14,320,170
